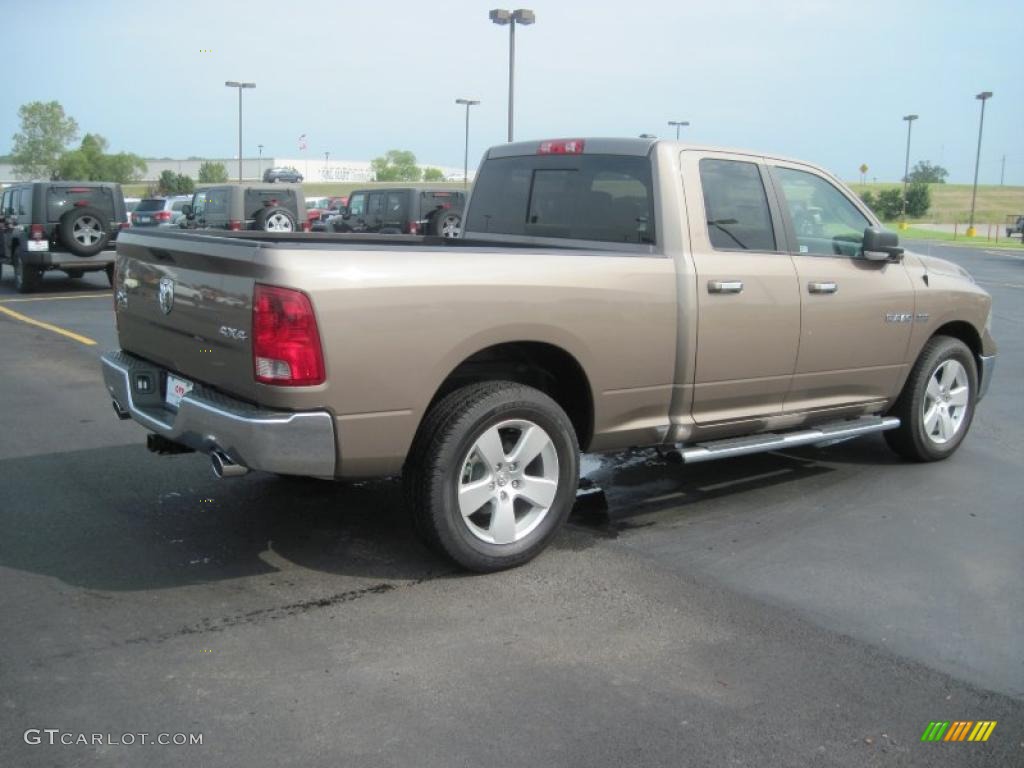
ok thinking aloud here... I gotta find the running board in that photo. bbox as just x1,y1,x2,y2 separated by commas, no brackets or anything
678,416,900,464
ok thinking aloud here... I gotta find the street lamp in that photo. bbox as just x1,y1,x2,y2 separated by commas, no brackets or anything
899,114,918,230
490,8,535,142
967,91,993,237
225,81,255,182
257,143,263,179
455,98,480,186
668,120,689,140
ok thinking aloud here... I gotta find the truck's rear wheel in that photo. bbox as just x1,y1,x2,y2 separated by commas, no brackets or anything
885,336,977,462
404,381,579,572
14,253,41,293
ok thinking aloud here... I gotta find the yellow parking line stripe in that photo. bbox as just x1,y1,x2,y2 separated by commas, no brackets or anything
0,293,110,304
0,304,97,346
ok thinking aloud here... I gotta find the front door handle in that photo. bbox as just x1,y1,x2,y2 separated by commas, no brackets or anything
808,281,838,294
708,280,744,294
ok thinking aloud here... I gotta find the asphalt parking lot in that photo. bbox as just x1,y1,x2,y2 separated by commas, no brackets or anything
1,242,1021,767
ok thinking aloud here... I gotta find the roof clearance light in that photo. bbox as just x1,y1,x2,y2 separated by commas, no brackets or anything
537,139,585,155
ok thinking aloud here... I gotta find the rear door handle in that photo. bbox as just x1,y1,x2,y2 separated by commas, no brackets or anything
808,281,838,294
708,280,744,294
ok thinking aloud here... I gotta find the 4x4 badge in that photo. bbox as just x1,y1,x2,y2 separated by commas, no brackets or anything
158,277,175,315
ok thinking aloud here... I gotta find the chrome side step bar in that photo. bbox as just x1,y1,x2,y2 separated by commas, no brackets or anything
678,416,900,464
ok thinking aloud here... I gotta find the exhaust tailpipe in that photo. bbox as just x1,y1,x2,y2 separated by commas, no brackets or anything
211,450,249,479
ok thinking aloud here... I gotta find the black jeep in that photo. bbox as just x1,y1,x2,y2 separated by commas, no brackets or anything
0,181,128,293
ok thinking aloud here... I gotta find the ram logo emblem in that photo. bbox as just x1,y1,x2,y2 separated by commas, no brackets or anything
158,277,175,315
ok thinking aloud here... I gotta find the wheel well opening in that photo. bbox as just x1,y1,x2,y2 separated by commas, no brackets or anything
429,342,594,449
933,321,981,362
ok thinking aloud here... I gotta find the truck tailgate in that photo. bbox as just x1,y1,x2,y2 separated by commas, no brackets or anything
115,231,262,403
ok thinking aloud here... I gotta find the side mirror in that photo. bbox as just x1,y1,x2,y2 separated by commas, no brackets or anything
341,207,351,219
181,204,194,218
862,226,904,262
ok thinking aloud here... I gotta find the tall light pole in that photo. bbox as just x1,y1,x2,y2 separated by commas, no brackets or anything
490,8,535,143
967,91,993,237
668,120,689,140
225,81,255,182
455,98,480,186
900,114,918,230
257,143,263,179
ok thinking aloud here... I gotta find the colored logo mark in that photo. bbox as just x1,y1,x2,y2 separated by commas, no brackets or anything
920,721,996,742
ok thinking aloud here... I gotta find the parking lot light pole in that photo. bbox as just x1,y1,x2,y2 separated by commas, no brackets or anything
225,81,255,182
455,98,480,186
257,144,263,179
668,120,689,140
967,91,993,237
490,9,534,143
899,114,918,231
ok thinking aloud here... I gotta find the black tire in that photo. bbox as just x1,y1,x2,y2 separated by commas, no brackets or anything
13,252,41,294
59,206,110,257
403,381,580,572
432,211,462,238
296,176,303,183
885,335,978,462
251,207,296,232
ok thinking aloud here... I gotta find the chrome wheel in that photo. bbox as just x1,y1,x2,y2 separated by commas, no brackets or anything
457,419,560,545
440,214,461,239
265,213,294,232
73,215,103,246
922,359,969,445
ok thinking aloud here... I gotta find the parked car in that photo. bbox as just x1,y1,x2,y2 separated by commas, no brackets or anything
262,166,303,183
124,197,141,216
310,196,348,231
181,185,307,232
1,181,128,292
330,186,465,237
132,196,193,227
1004,214,1023,238
103,137,996,572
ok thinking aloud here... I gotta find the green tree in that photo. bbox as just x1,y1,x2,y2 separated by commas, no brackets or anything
904,182,931,218
157,170,194,195
53,133,146,183
906,160,948,184
422,167,445,182
198,161,229,183
372,149,422,182
11,100,79,179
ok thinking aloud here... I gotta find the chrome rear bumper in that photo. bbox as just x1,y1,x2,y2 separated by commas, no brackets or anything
101,350,336,477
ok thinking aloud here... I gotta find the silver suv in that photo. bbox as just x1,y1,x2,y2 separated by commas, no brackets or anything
131,196,193,227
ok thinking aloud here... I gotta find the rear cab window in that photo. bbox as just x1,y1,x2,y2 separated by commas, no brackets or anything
466,154,656,245
245,189,298,219
136,199,166,212
46,186,115,223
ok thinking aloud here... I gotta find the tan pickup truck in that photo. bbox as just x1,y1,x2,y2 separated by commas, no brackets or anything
102,138,996,572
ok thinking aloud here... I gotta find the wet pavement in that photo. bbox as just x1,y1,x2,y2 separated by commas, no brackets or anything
1,245,1021,767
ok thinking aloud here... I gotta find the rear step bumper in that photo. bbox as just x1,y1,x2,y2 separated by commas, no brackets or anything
102,349,336,477
678,415,900,464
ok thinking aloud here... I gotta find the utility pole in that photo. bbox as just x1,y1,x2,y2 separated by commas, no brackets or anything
225,81,255,182
1000,154,1006,186
900,114,918,230
967,91,993,237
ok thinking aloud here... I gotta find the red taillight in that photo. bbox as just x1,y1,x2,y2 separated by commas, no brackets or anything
120,221,130,230
300,220,311,232
30,224,44,241
252,284,325,386
229,219,242,231
537,139,585,155
407,221,419,235
154,210,172,221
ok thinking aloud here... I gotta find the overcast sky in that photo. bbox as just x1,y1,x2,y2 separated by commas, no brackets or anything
5,0,1022,183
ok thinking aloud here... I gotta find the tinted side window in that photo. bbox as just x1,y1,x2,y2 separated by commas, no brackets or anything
466,155,656,244
367,193,386,220
773,167,869,257
699,159,776,251
348,193,366,217
2,190,11,215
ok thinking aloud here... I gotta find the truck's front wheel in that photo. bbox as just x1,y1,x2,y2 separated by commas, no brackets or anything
404,381,580,572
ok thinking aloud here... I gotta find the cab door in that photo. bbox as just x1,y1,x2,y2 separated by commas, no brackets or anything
682,152,801,424
766,163,915,411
